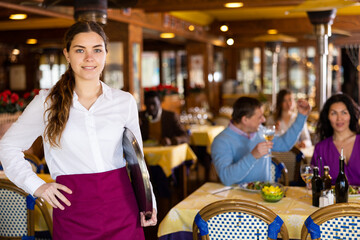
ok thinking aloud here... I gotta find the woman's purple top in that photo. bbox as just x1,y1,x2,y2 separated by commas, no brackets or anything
311,134,360,186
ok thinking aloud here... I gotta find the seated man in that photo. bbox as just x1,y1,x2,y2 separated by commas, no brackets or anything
139,91,189,146
211,97,311,186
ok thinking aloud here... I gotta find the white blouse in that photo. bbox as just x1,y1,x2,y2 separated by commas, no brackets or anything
0,82,156,210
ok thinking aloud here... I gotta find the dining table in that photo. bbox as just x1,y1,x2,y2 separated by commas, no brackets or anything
157,182,360,240
143,143,197,197
187,125,225,154
0,171,53,232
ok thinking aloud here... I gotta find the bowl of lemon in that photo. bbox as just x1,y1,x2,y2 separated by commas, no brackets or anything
260,183,284,202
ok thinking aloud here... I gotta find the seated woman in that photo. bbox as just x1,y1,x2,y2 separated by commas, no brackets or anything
311,94,360,186
267,89,312,148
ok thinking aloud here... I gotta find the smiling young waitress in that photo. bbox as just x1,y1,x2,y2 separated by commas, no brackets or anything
0,21,157,239
311,93,360,186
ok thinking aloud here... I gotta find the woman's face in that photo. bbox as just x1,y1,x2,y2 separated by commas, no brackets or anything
328,102,351,133
63,31,106,83
281,93,294,112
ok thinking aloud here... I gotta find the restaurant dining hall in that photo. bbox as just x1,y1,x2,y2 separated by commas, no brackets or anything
1,0,360,240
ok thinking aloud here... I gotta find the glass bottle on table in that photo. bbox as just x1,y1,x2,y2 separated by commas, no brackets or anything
311,166,322,207
335,148,349,203
321,166,332,191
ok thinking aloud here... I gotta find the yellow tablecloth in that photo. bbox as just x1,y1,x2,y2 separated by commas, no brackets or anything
158,182,360,239
143,143,197,177
188,125,224,153
0,172,53,232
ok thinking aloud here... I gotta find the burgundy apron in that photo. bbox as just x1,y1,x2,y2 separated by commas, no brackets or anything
53,168,145,240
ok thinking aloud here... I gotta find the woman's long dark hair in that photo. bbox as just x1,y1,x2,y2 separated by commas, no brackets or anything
44,21,108,147
274,88,292,122
316,93,360,141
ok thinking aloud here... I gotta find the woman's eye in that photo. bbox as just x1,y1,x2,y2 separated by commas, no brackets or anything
75,49,84,53
94,49,102,53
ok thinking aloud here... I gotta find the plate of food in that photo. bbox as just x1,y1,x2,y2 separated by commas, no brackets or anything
239,181,284,193
238,181,266,192
349,185,360,197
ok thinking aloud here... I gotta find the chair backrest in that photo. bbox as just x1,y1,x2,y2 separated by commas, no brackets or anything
193,199,289,240
24,153,44,174
301,202,360,240
0,179,53,240
272,147,305,185
270,157,289,186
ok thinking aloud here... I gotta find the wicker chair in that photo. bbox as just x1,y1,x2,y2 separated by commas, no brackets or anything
0,179,52,240
193,199,289,240
24,153,45,174
301,202,360,240
270,157,289,186
272,147,306,185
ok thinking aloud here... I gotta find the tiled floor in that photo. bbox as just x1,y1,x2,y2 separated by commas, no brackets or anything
144,157,219,240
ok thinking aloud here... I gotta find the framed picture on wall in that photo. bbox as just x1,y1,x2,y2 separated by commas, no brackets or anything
132,42,141,106
9,65,26,90
104,42,124,90
189,55,205,88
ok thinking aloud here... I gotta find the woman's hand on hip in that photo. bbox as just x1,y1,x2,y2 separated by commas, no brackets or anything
34,183,72,210
140,208,157,227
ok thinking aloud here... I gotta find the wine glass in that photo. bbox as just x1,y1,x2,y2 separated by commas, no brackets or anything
263,125,276,158
300,164,313,198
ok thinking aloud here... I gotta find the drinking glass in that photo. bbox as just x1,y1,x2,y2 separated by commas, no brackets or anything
263,125,276,158
300,164,313,198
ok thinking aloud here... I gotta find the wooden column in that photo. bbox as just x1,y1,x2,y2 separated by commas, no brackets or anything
105,21,143,104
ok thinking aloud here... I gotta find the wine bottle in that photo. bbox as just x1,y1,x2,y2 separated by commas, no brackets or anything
335,148,349,203
321,166,332,191
311,166,323,207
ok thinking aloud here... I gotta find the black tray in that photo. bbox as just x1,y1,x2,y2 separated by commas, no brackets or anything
123,127,153,219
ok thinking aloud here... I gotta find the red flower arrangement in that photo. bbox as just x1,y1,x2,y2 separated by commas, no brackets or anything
0,89,40,114
23,89,40,102
144,84,178,97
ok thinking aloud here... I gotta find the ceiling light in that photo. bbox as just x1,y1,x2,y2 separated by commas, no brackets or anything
267,29,278,35
12,49,20,55
26,39,38,44
226,38,234,46
160,33,175,39
220,25,229,32
188,25,195,31
9,14,27,20
224,2,243,8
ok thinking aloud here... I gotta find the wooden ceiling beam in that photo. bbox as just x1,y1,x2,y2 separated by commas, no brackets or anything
0,1,72,19
135,0,305,12
0,18,73,30
210,15,360,39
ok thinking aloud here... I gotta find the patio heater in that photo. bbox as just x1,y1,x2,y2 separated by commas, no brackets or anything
42,0,138,25
253,34,297,112
290,0,359,109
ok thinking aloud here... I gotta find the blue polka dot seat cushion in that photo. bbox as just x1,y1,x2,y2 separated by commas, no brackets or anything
0,180,36,240
301,202,360,240
192,199,289,240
